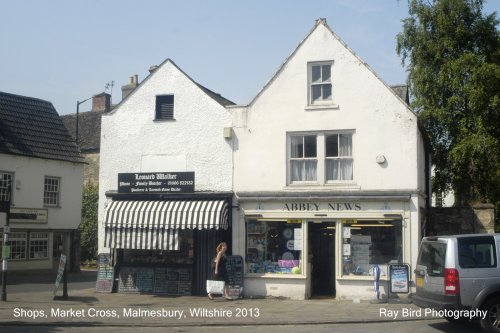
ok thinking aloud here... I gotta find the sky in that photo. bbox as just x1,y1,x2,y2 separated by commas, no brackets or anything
1,0,498,115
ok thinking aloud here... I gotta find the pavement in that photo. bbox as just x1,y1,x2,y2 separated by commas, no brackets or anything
0,270,435,327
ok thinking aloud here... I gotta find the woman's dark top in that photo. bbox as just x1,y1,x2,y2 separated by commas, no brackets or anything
214,254,228,283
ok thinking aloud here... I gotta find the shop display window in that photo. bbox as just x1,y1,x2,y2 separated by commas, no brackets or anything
246,220,302,275
0,232,27,260
123,230,194,265
342,220,402,276
29,232,48,259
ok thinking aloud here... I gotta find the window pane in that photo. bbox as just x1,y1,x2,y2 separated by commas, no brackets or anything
322,65,331,82
322,84,332,100
339,159,353,180
304,160,318,181
290,136,303,158
342,220,402,276
325,135,339,157
311,65,321,83
312,85,322,101
339,134,352,156
304,136,317,158
290,160,302,181
458,237,497,268
0,173,12,202
326,159,339,180
247,221,302,275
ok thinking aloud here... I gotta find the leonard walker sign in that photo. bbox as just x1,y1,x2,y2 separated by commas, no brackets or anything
118,172,195,194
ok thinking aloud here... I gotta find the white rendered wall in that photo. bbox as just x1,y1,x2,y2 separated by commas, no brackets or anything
98,60,233,253
232,24,424,193
0,153,84,230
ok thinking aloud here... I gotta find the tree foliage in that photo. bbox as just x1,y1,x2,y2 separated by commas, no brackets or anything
397,0,500,208
80,183,98,261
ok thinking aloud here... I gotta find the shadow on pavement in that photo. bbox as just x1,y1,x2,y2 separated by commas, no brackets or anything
428,320,481,333
3,270,97,285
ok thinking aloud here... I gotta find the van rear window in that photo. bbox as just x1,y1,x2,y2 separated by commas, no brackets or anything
458,236,497,268
418,242,446,277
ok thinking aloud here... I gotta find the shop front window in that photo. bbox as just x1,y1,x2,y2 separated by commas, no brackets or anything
122,230,193,264
342,220,402,277
246,220,303,275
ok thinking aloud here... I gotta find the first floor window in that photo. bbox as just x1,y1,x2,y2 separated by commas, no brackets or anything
44,176,60,206
29,232,49,259
288,132,354,185
290,135,317,181
0,172,13,202
246,220,302,275
326,134,353,181
342,220,402,276
0,232,27,260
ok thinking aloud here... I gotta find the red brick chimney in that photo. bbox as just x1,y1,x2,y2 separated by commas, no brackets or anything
92,93,111,112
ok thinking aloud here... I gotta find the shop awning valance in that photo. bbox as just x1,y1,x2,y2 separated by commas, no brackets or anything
103,200,229,250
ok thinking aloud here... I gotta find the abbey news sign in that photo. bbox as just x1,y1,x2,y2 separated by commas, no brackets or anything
118,172,195,194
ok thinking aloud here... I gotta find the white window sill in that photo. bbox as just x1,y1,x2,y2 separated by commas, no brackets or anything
304,104,339,111
245,273,306,279
337,275,389,281
285,184,361,191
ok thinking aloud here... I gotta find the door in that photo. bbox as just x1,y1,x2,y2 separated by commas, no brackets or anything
309,222,336,297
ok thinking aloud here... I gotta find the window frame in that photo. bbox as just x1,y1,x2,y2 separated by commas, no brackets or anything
289,134,318,183
0,172,13,203
245,220,304,276
43,176,60,207
29,232,49,260
308,61,334,106
287,131,355,186
0,232,27,260
155,94,175,120
325,133,354,182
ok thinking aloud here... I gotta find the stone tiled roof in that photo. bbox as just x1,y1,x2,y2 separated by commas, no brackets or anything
0,91,85,163
61,110,103,152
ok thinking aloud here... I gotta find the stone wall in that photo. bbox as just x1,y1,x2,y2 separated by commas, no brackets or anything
426,203,495,236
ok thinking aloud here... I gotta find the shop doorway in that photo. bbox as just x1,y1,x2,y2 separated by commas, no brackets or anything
309,222,336,297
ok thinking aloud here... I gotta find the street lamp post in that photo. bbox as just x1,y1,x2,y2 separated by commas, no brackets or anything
76,97,92,144
1,178,11,302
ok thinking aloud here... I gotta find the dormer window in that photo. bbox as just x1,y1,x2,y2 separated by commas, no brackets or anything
155,95,174,120
309,62,333,104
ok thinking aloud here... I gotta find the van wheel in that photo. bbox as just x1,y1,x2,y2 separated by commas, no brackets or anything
480,296,500,333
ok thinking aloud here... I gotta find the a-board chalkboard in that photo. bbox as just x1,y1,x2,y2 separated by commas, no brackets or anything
96,253,114,293
225,255,243,299
226,255,244,286
118,266,192,295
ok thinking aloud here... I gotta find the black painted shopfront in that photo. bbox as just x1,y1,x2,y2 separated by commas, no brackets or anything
101,190,232,296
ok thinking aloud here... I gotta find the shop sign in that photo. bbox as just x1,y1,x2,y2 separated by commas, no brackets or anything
118,172,195,194
283,202,362,212
287,219,302,224
389,264,410,294
10,208,48,224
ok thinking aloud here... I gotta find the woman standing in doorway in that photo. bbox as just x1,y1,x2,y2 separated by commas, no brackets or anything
208,241,230,300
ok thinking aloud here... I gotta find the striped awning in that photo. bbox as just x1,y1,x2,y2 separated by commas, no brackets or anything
103,200,229,250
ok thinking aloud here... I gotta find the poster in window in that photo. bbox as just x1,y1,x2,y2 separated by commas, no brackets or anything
294,228,302,250
389,264,410,294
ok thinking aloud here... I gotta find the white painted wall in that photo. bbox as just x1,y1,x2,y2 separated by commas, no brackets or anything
0,153,84,230
232,23,425,193
98,60,233,253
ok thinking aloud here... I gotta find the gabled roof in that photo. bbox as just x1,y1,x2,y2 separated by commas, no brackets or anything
108,58,235,114
61,110,103,152
0,91,85,163
247,18,414,114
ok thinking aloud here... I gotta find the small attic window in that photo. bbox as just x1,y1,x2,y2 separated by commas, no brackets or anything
155,95,174,120
308,62,333,105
